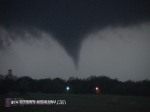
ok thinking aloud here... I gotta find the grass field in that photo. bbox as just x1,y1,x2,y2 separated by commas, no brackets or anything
1,93,150,112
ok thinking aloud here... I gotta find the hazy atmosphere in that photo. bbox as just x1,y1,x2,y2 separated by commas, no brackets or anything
0,0,150,81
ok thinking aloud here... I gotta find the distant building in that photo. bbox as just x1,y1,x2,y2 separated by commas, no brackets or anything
8,69,13,75
5,69,17,80
6,69,13,78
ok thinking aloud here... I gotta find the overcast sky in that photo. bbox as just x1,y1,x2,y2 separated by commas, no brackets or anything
0,0,150,81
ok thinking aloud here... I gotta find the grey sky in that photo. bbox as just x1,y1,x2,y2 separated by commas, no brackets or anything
1,0,150,67
0,22,150,81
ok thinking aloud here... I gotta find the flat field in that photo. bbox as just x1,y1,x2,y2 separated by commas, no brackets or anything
1,93,150,112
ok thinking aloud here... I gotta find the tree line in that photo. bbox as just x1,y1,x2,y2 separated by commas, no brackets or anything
0,74,150,96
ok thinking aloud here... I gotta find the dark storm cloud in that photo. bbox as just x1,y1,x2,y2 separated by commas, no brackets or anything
0,0,150,66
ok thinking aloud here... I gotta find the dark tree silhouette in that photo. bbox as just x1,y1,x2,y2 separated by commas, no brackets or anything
0,73,150,96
